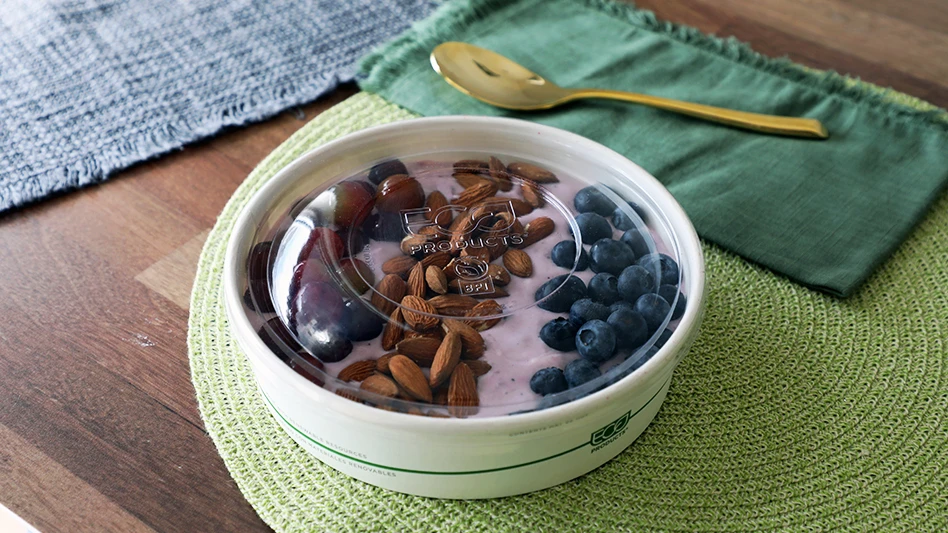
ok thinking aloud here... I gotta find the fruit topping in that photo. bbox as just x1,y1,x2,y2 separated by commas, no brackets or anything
535,274,587,312
589,238,635,276
530,368,569,396
634,293,672,334
564,358,601,388
637,253,680,286
607,308,649,350
617,265,657,303
574,186,615,216
368,159,409,185
588,272,621,305
550,240,589,271
575,320,616,363
659,284,687,320
539,317,578,351
340,298,384,342
376,174,425,213
574,212,612,244
568,298,611,327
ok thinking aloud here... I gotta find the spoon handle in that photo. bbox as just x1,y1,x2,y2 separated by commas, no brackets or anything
572,89,829,139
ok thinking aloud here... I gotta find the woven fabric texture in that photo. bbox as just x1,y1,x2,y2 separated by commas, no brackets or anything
0,0,435,213
188,92,947,532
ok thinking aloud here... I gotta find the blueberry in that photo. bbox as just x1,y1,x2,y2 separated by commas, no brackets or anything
564,358,602,388
612,206,635,231
609,300,635,314
589,238,635,276
637,253,680,285
550,240,589,271
625,345,660,369
368,159,408,185
656,328,673,347
362,212,406,242
575,320,616,363
539,317,578,351
618,265,657,303
607,308,649,349
635,293,671,334
574,186,616,216
588,273,620,305
574,213,612,244
535,275,587,313
620,228,651,258
339,299,384,342
658,284,686,320
629,201,647,220
529,367,569,396
569,299,611,327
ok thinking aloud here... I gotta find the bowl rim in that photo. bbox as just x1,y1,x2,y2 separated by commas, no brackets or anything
223,115,706,434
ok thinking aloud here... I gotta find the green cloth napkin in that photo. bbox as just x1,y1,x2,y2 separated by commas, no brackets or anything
358,0,948,297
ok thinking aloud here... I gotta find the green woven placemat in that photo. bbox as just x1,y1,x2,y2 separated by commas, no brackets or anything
188,92,948,532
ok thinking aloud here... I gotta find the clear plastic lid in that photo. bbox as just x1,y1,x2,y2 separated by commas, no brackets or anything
242,153,686,418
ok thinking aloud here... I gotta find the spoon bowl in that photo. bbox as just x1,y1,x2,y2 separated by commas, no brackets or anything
430,42,574,110
430,42,829,139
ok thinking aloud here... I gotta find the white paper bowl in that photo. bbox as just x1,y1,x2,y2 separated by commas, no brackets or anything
223,116,706,498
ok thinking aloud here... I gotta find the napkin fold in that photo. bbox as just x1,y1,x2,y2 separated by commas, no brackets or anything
358,0,948,297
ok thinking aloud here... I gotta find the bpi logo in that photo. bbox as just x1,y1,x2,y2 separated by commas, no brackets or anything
400,200,521,296
590,411,632,447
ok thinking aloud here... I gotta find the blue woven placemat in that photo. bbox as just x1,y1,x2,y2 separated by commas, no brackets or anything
0,0,435,213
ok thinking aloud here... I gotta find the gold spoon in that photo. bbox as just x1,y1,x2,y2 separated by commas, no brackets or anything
430,42,829,140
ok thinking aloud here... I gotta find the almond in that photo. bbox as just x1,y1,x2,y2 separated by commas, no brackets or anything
433,388,449,406
516,217,555,248
428,294,479,315
400,295,439,330
420,250,452,269
376,352,396,374
486,264,511,286
503,249,533,277
441,319,485,359
468,285,509,299
426,265,448,294
403,328,443,341
395,337,441,366
381,255,417,278
407,261,426,298
425,190,449,223
447,279,509,298
454,172,493,189
459,245,491,263
521,179,545,208
453,159,489,171
448,363,479,417
485,218,510,260
488,156,513,191
335,389,363,403
464,359,492,377
507,162,559,183
480,196,533,217
400,234,430,256
389,355,433,403
464,299,503,331
371,274,406,316
360,374,399,397
338,359,376,382
453,181,498,209
429,332,462,388
381,308,404,351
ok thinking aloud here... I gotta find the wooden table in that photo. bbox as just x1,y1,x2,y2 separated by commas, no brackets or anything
1,2,945,531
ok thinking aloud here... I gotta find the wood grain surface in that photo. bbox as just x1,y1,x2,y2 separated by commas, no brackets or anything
0,2,945,531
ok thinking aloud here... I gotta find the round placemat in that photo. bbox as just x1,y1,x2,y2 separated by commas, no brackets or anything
188,92,947,532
